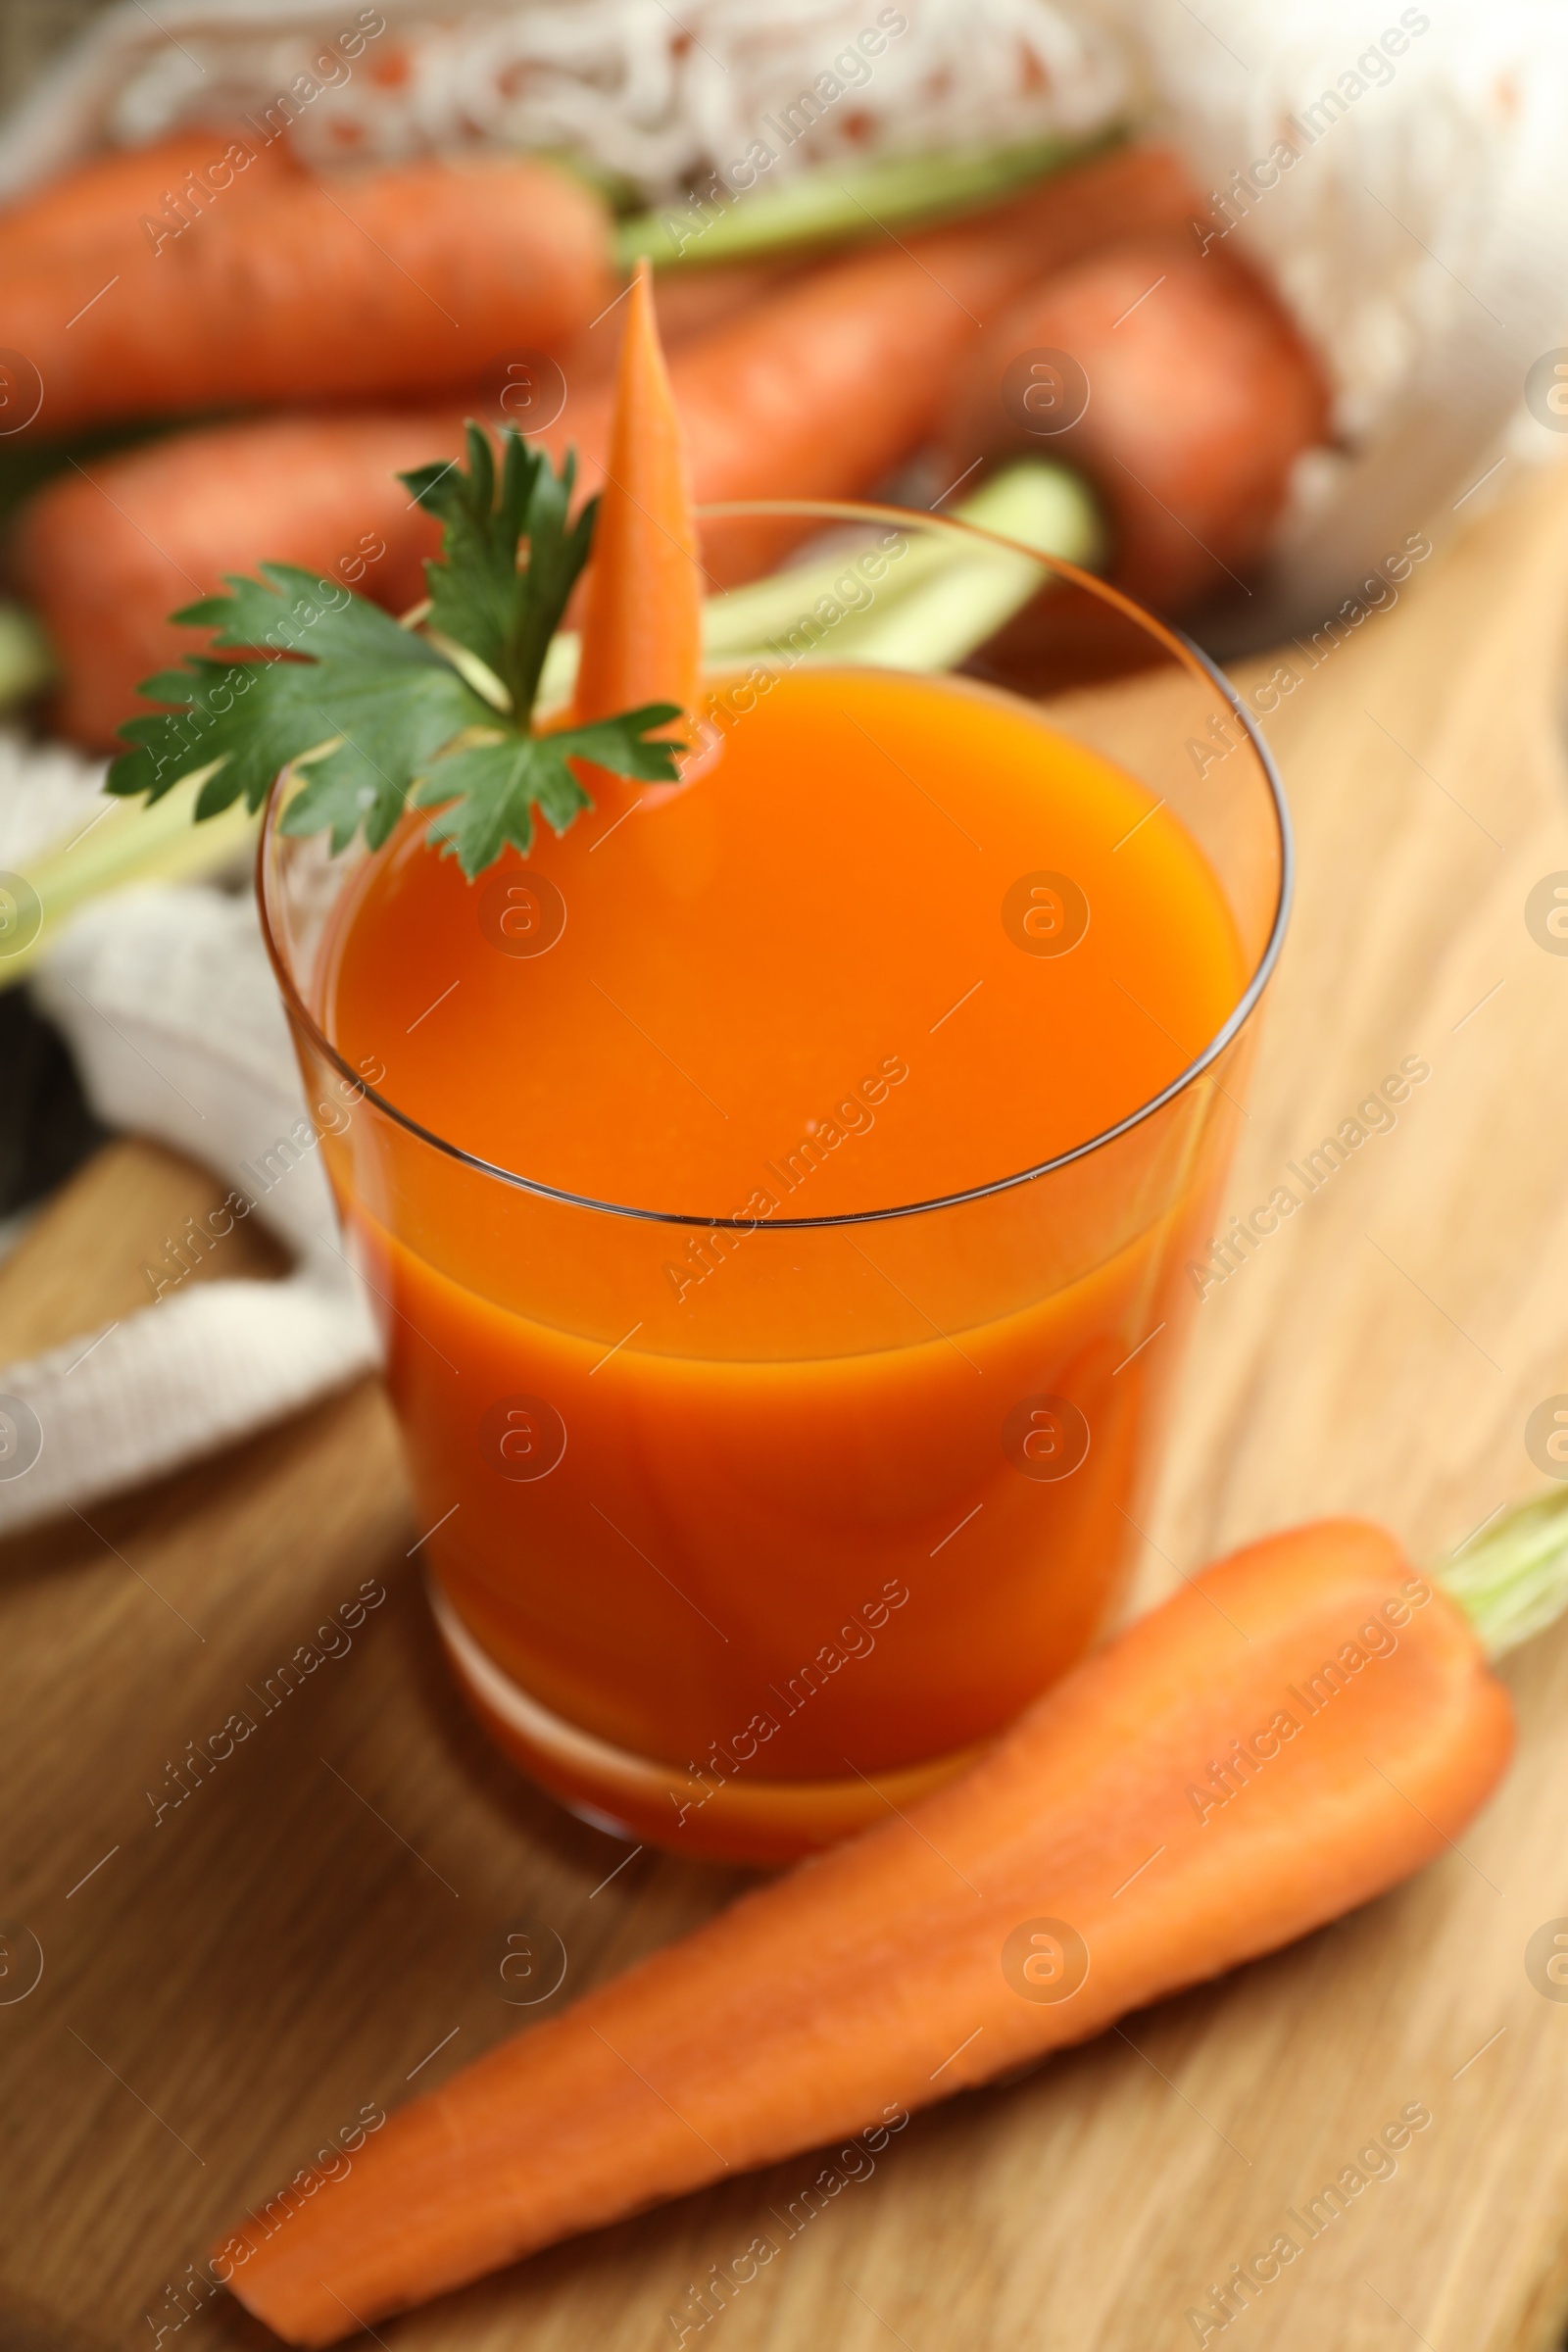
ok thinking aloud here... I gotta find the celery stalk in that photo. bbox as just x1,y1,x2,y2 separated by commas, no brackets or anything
0,603,55,710
536,459,1102,707
1438,1491,1568,1658
0,771,255,988
712,463,1103,672
615,130,1120,270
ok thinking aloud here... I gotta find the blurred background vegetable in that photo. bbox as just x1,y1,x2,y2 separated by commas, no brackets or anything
3,141,1327,748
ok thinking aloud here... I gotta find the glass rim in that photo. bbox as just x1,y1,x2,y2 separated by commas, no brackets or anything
256,495,1294,1233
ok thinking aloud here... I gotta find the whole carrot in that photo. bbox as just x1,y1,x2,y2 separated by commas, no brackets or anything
941,236,1330,609
0,152,612,438
604,140,1205,583
8,407,466,745
8,251,784,749
216,1508,1529,2343
11,144,1202,747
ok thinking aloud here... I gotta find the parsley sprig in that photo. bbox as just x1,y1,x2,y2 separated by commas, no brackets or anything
105,425,685,879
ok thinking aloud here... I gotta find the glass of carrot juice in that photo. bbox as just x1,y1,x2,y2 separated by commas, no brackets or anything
259,498,1289,1865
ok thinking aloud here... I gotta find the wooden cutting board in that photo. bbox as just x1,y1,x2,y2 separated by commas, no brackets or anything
7,457,1568,2352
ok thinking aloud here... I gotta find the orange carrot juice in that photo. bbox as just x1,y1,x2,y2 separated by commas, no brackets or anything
313,662,1248,1857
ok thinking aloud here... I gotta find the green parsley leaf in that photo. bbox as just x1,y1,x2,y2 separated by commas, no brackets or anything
105,428,688,879
402,423,596,725
416,706,684,877
108,565,486,850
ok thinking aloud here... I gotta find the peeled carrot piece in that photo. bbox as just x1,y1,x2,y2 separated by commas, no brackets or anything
217,1518,1511,2342
940,236,1330,610
0,152,611,438
572,259,701,730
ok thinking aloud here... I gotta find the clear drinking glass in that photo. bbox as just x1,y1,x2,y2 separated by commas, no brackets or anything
258,498,1290,1865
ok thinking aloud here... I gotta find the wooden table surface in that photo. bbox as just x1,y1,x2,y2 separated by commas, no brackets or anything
7,459,1568,2352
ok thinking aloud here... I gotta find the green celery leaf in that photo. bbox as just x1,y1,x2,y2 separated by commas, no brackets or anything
416,705,685,878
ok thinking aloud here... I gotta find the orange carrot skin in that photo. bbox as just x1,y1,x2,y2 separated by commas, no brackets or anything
13,144,1204,749
8,407,468,745
9,268,781,751
0,127,300,269
477,146,1203,599
597,143,1208,584
551,257,807,391
573,260,701,728
941,236,1330,611
0,153,611,438
10,241,776,751
219,1520,1511,2343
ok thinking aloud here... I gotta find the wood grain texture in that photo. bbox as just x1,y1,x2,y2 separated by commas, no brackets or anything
0,1137,288,1361
6,460,1568,2352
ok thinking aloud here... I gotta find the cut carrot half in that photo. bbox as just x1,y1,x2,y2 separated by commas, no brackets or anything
572,257,702,736
214,1512,1525,2341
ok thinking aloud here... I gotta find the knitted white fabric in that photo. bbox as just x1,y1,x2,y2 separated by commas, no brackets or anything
0,884,379,1536
1081,0,1568,640
0,0,1127,200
